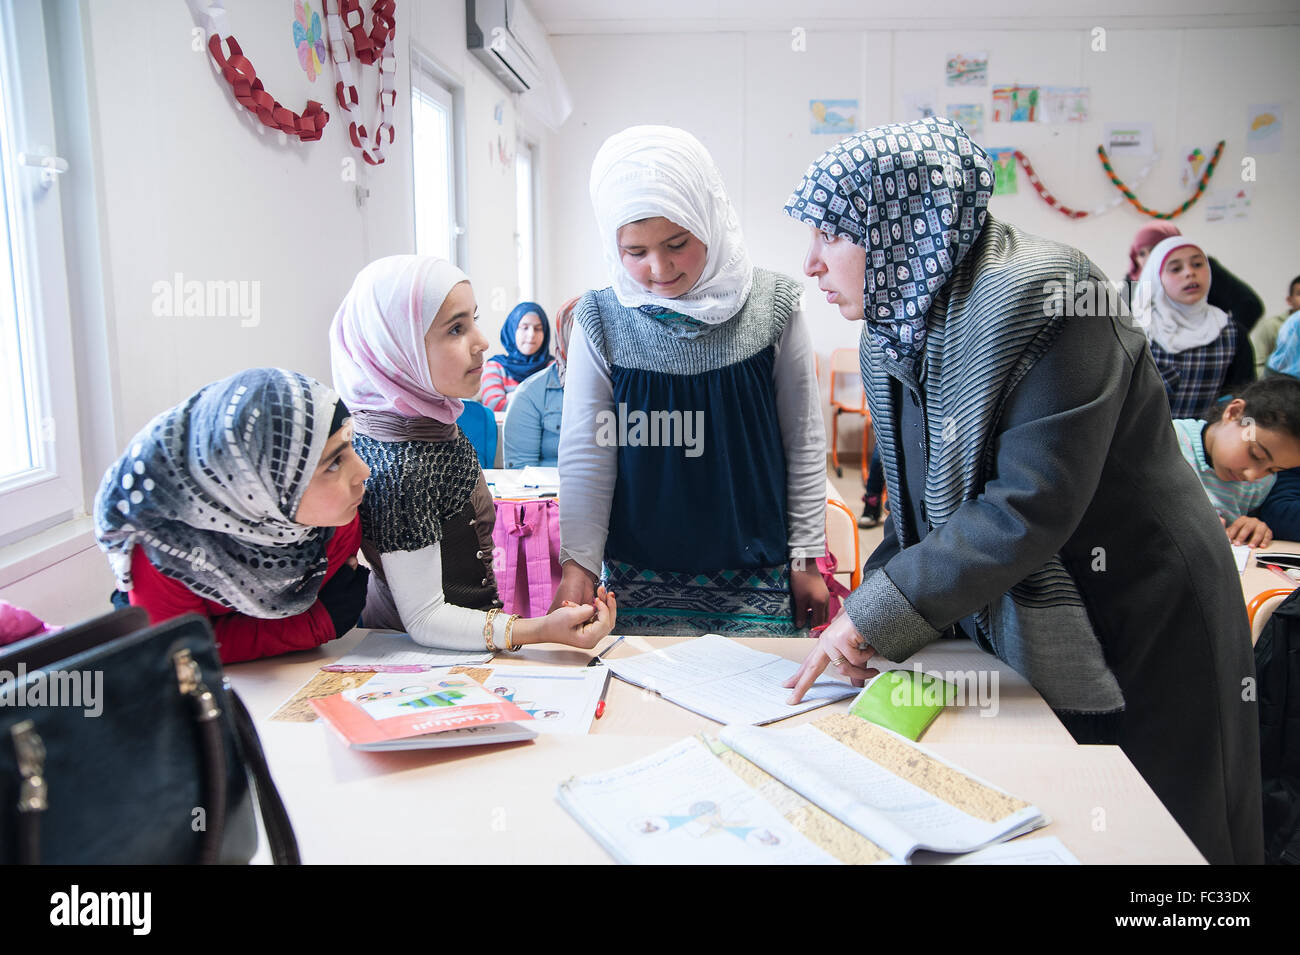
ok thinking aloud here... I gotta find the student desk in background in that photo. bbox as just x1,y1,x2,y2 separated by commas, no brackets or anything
225,630,1205,865
1240,539,1300,602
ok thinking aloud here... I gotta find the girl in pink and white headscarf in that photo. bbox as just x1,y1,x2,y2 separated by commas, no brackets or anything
330,256,615,653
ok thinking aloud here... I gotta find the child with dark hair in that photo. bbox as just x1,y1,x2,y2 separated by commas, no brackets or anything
1172,377,1300,547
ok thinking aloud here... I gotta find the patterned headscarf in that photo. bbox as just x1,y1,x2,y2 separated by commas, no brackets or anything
95,369,344,618
553,296,580,385
783,116,995,365
492,301,552,381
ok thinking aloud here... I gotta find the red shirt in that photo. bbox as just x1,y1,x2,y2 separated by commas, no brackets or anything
128,515,362,664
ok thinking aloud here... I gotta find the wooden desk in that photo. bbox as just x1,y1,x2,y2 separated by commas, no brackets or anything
1240,539,1300,602
227,631,1202,864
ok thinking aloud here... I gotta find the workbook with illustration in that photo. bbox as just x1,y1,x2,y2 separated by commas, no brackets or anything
310,670,537,750
556,713,1052,864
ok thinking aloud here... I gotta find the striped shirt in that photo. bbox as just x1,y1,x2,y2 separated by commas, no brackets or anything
1171,417,1274,521
478,359,520,411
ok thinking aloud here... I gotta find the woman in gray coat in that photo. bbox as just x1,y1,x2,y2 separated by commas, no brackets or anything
784,117,1262,865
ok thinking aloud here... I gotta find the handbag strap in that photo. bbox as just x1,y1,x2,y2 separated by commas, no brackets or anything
228,687,301,865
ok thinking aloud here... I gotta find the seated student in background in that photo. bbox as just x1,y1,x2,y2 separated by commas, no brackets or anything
1249,274,1300,377
95,368,371,663
553,125,828,636
1172,378,1300,547
503,296,578,468
1134,235,1253,416
331,256,615,652
1126,222,1265,344
479,302,552,411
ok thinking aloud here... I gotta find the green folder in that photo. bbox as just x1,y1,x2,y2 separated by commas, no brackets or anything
848,669,956,741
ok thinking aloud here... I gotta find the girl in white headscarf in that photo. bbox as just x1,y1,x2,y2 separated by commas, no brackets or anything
1132,235,1249,417
552,126,828,636
330,256,616,653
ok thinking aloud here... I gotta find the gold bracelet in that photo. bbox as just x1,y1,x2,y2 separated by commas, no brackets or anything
483,608,501,652
504,613,521,652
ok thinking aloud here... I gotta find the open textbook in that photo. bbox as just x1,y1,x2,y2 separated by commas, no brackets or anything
557,713,1054,864
604,634,856,724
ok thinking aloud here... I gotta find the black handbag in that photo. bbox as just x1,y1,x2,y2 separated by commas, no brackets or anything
0,608,299,864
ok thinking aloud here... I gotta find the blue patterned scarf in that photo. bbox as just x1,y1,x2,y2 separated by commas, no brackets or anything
783,116,994,367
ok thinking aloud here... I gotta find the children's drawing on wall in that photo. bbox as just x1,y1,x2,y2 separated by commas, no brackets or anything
986,148,1018,196
902,90,937,122
1039,86,1089,123
1246,104,1282,154
488,99,515,171
992,85,1038,122
1181,145,1208,190
1205,186,1252,222
292,0,327,82
946,104,984,137
945,52,988,86
809,99,857,135
1103,122,1154,157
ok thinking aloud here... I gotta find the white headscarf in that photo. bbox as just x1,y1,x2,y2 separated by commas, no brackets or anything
330,255,472,423
1132,236,1228,354
589,125,753,325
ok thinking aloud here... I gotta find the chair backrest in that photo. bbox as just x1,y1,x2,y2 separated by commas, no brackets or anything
457,400,498,469
824,498,861,589
828,347,865,412
1249,587,1295,645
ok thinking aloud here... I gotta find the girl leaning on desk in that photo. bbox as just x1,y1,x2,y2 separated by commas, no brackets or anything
783,117,1263,865
329,255,616,655
95,368,373,663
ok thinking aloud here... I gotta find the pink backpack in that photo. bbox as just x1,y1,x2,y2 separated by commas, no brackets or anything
817,550,853,621
491,499,563,617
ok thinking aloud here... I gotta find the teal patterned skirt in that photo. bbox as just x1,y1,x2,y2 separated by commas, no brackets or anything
601,558,799,636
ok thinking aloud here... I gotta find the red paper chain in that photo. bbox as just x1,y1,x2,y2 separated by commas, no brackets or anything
339,0,395,66
326,0,397,165
1012,149,1090,219
207,34,329,142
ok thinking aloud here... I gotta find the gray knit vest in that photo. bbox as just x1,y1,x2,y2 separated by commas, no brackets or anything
574,268,804,373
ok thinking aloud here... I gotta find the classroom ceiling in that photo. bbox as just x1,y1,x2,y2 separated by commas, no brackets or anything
528,0,1300,33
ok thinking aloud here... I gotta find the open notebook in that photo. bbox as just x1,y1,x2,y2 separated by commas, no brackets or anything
557,713,1054,865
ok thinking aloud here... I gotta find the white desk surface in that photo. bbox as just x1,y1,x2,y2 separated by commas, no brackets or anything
227,631,1203,865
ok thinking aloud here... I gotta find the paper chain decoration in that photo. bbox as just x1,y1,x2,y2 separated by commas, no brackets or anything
324,0,397,165
204,2,329,142
1097,140,1226,220
1006,149,1159,220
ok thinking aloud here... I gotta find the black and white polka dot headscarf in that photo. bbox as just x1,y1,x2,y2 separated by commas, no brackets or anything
95,368,345,618
783,116,995,364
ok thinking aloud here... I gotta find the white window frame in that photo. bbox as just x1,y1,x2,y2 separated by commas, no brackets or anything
0,0,83,543
515,138,536,303
410,47,467,267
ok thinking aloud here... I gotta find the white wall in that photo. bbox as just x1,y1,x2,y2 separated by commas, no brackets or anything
2,0,536,623
542,24,1300,451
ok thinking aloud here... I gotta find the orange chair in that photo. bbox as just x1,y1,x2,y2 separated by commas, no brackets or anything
828,347,870,482
825,498,862,589
1248,587,1295,646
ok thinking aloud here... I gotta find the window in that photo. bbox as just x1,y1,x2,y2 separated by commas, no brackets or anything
0,0,83,542
411,56,459,264
515,140,535,302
